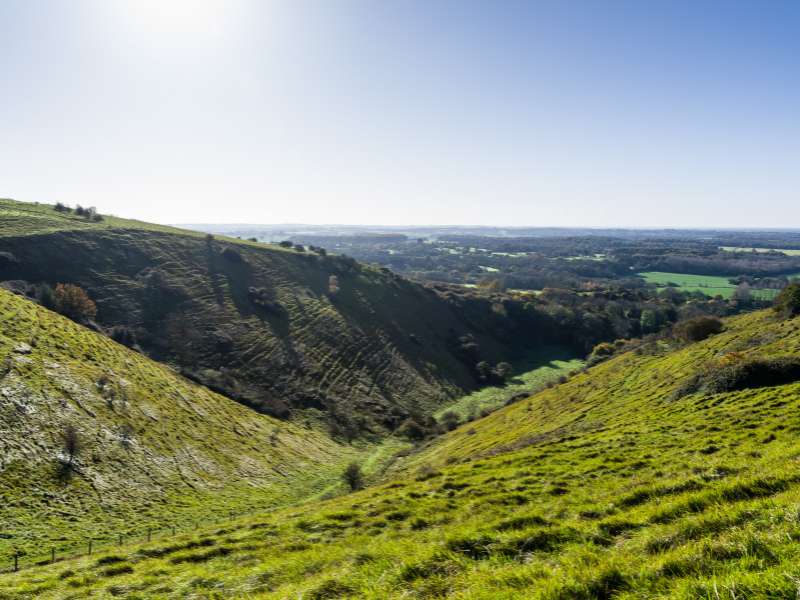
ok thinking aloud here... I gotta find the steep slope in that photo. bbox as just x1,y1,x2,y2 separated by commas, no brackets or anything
6,309,800,598
0,287,353,562
0,199,542,429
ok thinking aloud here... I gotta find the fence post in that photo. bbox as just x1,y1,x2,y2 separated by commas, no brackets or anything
119,534,123,546
13,552,18,572
147,528,151,542
171,525,176,536
51,547,55,564
88,539,93,555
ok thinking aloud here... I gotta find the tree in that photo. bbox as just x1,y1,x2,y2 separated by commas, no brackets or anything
53,283,97,322
733,282,752,304
342,462,363,491
438,410,461,432
37,283,57,311
475,361,492,381
493,362,513,382
673,316,723,342
396,417,428,440
639,309,659,334
53,202,71,213
774,283,800,318
61,424,82,467
328,275,340,295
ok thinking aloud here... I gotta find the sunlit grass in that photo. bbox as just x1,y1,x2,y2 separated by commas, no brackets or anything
5,309,800,597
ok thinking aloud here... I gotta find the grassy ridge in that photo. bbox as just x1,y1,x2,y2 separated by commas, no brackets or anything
0,198,529,428
6,309,800,597
0,198,198,239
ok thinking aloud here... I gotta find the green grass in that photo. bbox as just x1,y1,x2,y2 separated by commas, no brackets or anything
433,346,583,421
638,271,784,299
6,309,800,597
0,198,197,238
0,288,376,565
0,198,307,257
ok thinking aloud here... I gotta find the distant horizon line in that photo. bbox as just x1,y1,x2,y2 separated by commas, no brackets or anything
175,223,800,232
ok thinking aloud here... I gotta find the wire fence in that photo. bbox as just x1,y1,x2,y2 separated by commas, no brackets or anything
1,506,266,576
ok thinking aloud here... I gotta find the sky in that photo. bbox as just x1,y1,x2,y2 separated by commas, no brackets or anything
1,0,798,227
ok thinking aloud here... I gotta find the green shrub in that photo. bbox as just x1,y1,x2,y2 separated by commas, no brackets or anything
774,282,800,318
396,417,432,440
588,342,615,364
342,462,363,491
674,355,800,398
438,410,461,431
673,316,723,342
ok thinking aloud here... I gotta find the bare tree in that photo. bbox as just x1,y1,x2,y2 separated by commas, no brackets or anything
61,424,82,467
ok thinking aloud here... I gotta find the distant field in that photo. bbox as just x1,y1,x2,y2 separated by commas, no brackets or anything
720,246,800,256
638,271,786,299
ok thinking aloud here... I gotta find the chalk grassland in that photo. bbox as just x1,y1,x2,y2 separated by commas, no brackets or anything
0,197,519,426
5,309,800,598
638,271,791,299
0,288,367,563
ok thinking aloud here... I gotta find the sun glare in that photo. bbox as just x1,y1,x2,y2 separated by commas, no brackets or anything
123,0,236,40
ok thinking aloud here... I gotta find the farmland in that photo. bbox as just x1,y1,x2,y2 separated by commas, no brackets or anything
720,246,800,256
638,271,787,299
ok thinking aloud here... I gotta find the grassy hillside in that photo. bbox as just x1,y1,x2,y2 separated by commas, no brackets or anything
0,287,359,563
0,199,541,431
0,198,195,238
6,308,800,598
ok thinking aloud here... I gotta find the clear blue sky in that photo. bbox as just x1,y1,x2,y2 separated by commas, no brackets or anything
1,1,798,227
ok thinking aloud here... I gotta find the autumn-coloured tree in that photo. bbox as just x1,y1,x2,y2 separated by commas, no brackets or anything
328,275,340,295
54,283,97,322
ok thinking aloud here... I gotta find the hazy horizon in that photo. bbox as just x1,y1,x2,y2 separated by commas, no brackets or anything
2,1,799,228
178,222,800,233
